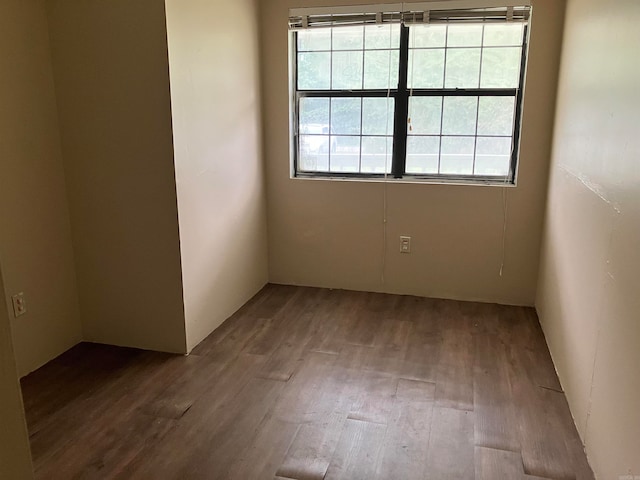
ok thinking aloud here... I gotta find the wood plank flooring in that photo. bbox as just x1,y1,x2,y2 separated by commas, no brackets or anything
20,284,594,480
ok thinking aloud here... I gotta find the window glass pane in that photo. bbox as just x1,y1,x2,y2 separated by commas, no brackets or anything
406,136,439,174
299,135,329,171
442,96,478,135
294,20,526,181
445,48,481,88
483,24,523,47
332,51,363,89
361,137,393,173
362,98,394,135
330,136,360,172
332,26,364,50
477,97,515,136
298,52,331,89
447,24,483,47
298,29,331,51
299,97,330,131
475,137,512,176
364,50,399,89
441,136,475,174
408,49,445,88
331,98,361,135
409,25,446,48
408,97,441,135
480,47,521,88
365,24,400,49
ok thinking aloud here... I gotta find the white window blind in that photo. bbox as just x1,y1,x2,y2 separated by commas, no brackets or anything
289,1,531,30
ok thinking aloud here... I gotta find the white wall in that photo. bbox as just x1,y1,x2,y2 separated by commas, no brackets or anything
260,0,565,306
0,0,82,376
45,0,268,355
0,265,33,479
536,0,640,478
165,0,269,350
46,0,187,353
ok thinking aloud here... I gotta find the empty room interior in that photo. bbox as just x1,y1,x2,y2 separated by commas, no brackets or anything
0,0,638,478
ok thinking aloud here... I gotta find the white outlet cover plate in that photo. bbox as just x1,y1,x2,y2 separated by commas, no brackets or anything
11,293,26,317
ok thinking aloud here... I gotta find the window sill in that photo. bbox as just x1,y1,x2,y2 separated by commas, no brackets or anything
292,173,517,188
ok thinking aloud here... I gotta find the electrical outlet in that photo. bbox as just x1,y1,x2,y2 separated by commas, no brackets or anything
11,292,27,318
400,236,411,253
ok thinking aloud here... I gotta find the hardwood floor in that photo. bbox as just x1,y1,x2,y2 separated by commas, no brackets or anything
21,284,594,479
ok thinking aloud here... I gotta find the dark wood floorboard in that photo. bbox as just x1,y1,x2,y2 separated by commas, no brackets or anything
375,379,434,479
425,406,475,479
475,446,526,480
323,418,387,480
21,284,594,480
399,296,441,383
474,333,521,452
435,306,475,411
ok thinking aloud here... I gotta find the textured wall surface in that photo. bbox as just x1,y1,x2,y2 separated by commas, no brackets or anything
165,0,269,350
260,0,565,306
47,0,187,353
0,0,82,376
536,0,640,477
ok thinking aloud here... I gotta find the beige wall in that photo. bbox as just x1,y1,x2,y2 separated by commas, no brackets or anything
536,0,640,478
165,0,269,350
260,0,565,305
46,0,187,353
0,267,33,479
0,0,82,376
